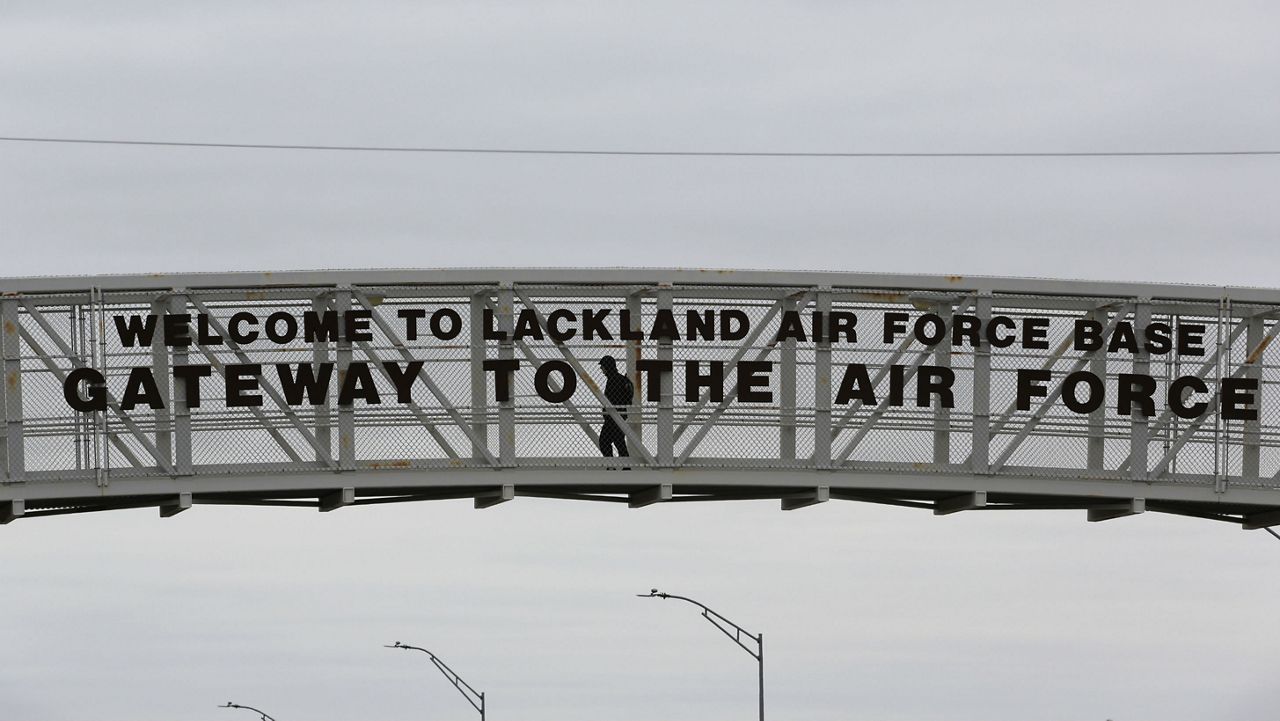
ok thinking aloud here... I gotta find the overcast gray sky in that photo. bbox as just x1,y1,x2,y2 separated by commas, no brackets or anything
3,2,1280,720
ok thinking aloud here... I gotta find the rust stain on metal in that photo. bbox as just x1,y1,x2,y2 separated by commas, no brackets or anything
583,377,601,393
245,291,268,301
945,275,964,283
854,291,907,303
6,371,16,389
2,320,14,334
1247,336,1273,364
369,460,412,469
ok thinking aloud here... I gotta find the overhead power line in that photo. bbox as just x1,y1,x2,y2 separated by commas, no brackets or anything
1,135,1278,158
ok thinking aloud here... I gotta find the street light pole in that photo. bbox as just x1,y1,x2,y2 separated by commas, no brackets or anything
386,641,486,721
638,589,765,721
219,701,277,721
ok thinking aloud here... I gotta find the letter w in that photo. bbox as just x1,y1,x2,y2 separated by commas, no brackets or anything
113,315,158,347
276,363,334,405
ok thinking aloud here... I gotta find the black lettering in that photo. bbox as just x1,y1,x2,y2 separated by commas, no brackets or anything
1178,323,1207,356
913,314,946,346
161,314,192,347
1168,376,1209,419
344,310,374,342
64,367,106,412
303,311,338,343
720,310,748,341
513,308,544,341
1116,373,1156,417
534,359,576,403
545,309,576,343
916,365,955,408
172,364,213,408
1022,317,1050,350
482,359,519,402
337,361,380,406
1145,321,1172,354
736,360,772,403
619,310,644,341
685,360,724,402
649,309,679,341
397,308,426,340
834,363,875,405
1074,319,1103,352
264,311,298,344
776,311,807,342
276,363,335,405
636,359,672,402
889,364,905,406
582,309,613,340
229,312,259,344
120,367,163,411
430,309,462,341
951,315,980,348
1108,322,1140,354
196,314,224,345
829,311,857,343
987,316,1017,348
113,314,157,347
1062,371,1104,414
226,364,263,407
381,361,424,403
483,308,508,340
1221,377,1259,421
883,312,909,343
1016,369,1052,410
686,310,715,341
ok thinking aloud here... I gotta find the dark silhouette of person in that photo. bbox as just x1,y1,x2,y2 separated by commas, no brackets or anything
597,355,633,460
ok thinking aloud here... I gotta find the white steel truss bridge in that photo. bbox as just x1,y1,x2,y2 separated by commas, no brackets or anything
2,268,1279,530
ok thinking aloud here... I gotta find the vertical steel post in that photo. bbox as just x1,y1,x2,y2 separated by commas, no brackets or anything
932,301,953,465
1129,299,1151,481
626,291,644,447
169,293,193,476
312,293,333,465
470,290,490,465
151,296,173,473
971,292,992,474
779,296,797,462
813,288,832,469
1087,307,1107,471
336,289,355,471
656,285,674,466
497,284,515,466
1243,312,1264,479
0,298,22,483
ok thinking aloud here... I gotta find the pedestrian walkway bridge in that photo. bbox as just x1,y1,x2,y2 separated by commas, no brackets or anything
2,268,1278,530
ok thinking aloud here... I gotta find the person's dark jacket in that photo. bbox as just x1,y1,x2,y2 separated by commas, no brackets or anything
603,372,633,420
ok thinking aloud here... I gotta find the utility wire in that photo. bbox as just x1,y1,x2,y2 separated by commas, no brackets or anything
1266,527,1280,543
1,135,1279,158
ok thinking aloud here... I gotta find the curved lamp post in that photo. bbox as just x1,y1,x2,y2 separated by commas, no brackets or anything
638,589,764,721
219,701,276,721
386,641,486,720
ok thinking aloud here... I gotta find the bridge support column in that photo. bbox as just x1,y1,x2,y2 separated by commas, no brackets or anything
934,491,986,515
319,487,355,512
475,484,514,509
160,492,192,518
781,486,829,511
629,484,672,508
0,499,22,524
1087,498,1145,522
